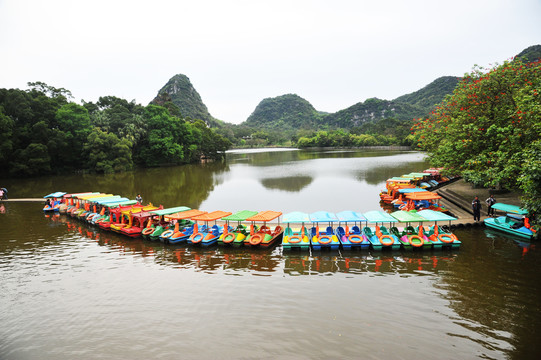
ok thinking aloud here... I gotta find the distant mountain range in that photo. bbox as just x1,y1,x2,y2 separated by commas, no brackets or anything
152,45,540,131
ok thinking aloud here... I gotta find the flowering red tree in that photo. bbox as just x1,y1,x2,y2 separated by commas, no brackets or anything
413,59,541,224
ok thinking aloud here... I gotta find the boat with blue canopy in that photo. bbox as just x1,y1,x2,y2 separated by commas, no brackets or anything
282,212,311,251
484,203,535,240
335,211,370,250
362,211,401,250
43,192,67,212
309,211,340,250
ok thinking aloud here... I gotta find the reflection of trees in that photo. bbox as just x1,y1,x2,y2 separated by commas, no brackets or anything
226,149,416,167
358,158,430,185
5,161,229,209
261,176,313,192
438,231,541,359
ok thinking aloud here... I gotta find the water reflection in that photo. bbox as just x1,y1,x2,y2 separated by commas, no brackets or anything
261,176,313,192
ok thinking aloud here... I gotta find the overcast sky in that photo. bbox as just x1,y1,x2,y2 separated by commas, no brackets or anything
1,0,540,124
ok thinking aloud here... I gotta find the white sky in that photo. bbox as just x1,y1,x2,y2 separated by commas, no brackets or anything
1,0,540,124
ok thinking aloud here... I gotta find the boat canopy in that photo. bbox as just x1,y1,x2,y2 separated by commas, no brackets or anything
63,192,97,198
44,191,67,198
416,209,457,221
363,210,398,223
222,210,259,222
87,195,123,203
283,211,310,223
398,188,428,194
408,172,429,177
335,211,366,223
390,210,427,223
387,177,412,182
192,210,232,222
131,210,160,219
165,209,207,220
77,193,113,200
246,210,282,222
309,211,338,223
95,197,129,204
491,203,528,215
150,206,191,216
105,200,138,208
405,192,442,200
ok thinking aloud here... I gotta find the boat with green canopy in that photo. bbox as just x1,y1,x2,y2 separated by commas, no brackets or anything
390,210,436,249
219,210,259,246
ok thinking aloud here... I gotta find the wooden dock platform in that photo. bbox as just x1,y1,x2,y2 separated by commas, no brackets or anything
1,198,45,202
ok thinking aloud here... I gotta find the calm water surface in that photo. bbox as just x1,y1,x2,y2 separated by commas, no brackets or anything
1,149,540,360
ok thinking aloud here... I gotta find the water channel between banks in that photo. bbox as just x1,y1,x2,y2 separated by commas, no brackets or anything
1,148,540,360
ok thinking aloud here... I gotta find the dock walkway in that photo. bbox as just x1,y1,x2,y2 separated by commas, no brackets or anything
1,198,45,202
436,179,522,229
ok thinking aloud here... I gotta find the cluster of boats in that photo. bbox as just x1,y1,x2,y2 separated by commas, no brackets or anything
43,188,462,251
379,169,451,212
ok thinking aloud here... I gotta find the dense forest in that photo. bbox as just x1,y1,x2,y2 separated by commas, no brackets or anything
0,82,231,177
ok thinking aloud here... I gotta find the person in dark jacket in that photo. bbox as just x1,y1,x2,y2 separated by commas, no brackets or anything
472,196,482,221
485,194,496,216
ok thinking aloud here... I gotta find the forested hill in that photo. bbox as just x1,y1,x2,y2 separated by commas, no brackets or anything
244,94,323,130
151,74,222,128
240,76,460,130
515,44,541,63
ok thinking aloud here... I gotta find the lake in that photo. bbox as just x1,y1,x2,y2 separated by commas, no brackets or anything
1,148,540,360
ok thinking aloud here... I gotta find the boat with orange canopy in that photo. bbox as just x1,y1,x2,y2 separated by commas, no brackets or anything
244,211,283,248
188,210,232,246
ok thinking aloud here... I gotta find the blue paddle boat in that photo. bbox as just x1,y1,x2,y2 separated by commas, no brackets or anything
335,211,370,250
282,212,311,251
484,203,535,240
309,211,340,250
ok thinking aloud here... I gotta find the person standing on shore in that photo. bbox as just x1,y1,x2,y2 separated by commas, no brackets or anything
485,194,496,216
472,196,482,221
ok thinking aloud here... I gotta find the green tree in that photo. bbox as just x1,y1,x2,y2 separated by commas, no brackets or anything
84,128,133,173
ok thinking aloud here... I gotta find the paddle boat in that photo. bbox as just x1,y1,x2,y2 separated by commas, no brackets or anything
404,191,447,212
335,211,370,250
59,192,98,214
379,178,416,203
96,200,138,230
309,211,340,250
417,209,461,249
159,209,206,244
362,211,401,250
43,192,67,212
110,203,156,233
484,203,536,240
389,210,433,250
219,210,259,246
392,188,428,209
188,211,232,246
120,204,163,237
244,211,283,248
282,212,311,251
145,206,192,241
